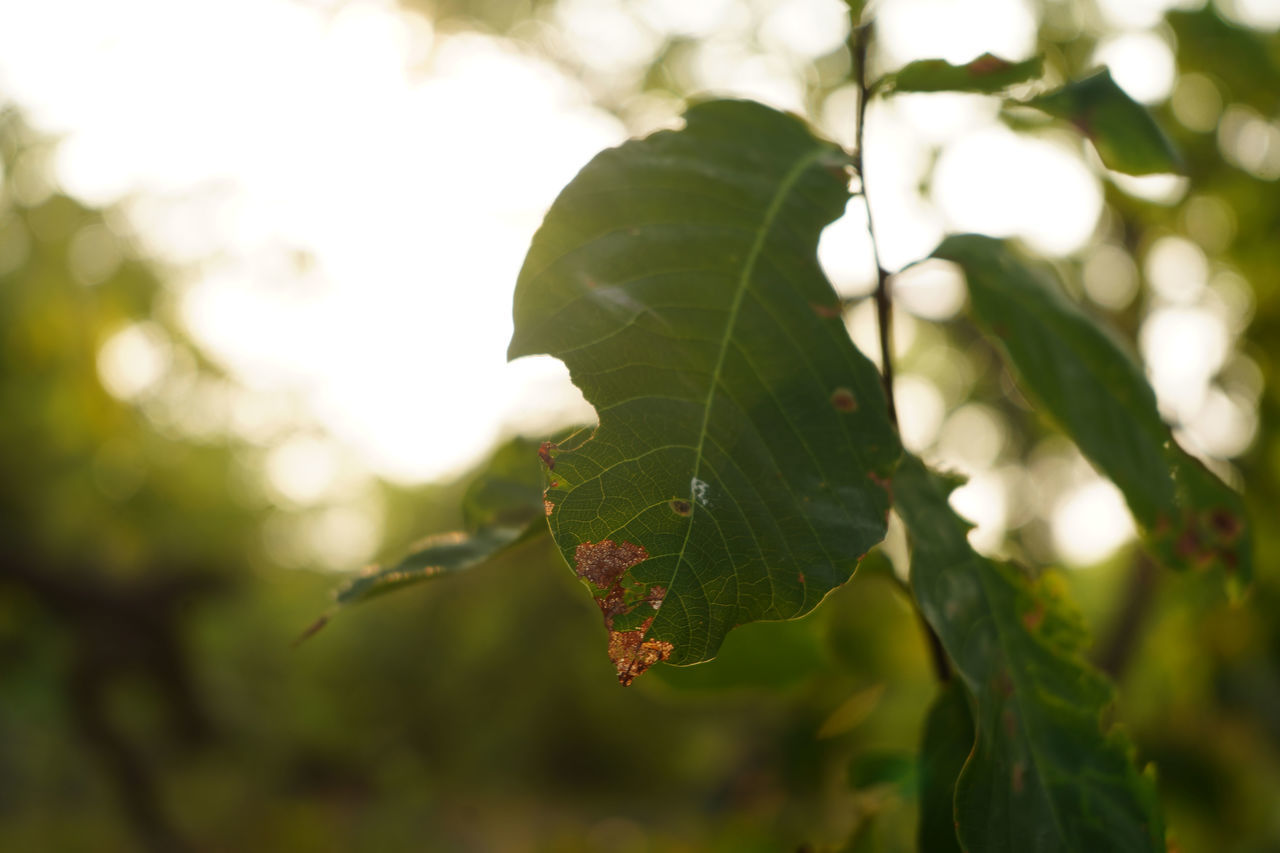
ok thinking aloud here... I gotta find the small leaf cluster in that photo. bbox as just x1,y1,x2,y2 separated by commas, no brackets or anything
333,32,1247,853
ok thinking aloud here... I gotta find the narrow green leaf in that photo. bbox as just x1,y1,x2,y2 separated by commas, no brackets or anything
509,100,901,684
334,435,549,607
917,682,972,853
884,53,1042,94
935,234,1250,588
895,455,1165,853
335,525,531,606
1023,68,1183,175
459,434,549,532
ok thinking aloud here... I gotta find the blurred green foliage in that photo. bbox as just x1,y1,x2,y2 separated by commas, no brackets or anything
1,2,1279,851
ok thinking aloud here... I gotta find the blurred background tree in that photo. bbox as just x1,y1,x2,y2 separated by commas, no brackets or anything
0,1,1278,851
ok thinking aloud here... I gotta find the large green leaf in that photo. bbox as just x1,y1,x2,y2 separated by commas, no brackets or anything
508,100,900,683
894,455,1165,853
884,53,1042,94
334,436,548,607
1023,68,1182,175
935,234,1250,588
917,682,971,853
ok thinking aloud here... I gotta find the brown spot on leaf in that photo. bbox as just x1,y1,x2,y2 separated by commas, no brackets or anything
1022,601,1045,632
574,540,648,589
823,162,852,182
967,53,1013,77
609,621,674,686
868,471,892,506
830,387,858,412
574,541,673,685
670,498,692,517
1011,761,1025,794
543,498,554,516
1209,509,1242,542
798,572,806,584
811,301,843,318
538,441,556,470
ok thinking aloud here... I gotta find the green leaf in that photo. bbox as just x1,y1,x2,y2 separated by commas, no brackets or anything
894,455,1165,853
934,234,1250,587
917,682,972,853
1023,68,1183,175
884,53,1042,94
459,435,548,531
334,435,549,607
508,99,901,684
335,525,531,606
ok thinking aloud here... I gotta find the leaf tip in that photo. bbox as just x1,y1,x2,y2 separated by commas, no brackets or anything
609,629,674,686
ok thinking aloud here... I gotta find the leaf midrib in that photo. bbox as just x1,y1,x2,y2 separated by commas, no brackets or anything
667,144,832,636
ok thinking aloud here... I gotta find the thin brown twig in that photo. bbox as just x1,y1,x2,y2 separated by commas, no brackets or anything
849,16,950,683
850,20,897,427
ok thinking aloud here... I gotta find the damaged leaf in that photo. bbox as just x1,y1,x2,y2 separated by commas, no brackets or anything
894,455,1165,853
509,100,900,681
935,234,1250,589
883,53,1042,94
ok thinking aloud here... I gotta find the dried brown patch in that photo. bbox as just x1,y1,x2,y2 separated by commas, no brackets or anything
574,540,648,589
543,498,554,517
670,498,692,517
830,387,858,412
538,441,557,470
573,540,674,684
609,622,674,686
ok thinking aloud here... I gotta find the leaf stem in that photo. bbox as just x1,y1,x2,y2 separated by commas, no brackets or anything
849,17,950,683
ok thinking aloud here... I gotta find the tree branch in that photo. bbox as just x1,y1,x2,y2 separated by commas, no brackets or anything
850,20,897,427
848,16,950,683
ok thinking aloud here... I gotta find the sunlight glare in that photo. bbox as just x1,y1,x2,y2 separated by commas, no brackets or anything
933,127,1103,256
1051,478,1135,567
1093,31,1176,105
877,0,1037,66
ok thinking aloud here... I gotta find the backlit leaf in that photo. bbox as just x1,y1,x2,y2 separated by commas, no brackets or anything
334,435,548,606
895,455,1165,853
884,53,1042,94
1023,68,1183,175
509,100,901,683
935,234,1250,588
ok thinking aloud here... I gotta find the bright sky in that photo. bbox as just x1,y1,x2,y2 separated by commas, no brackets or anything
0,0,1259,567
